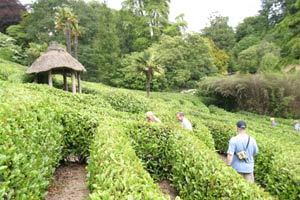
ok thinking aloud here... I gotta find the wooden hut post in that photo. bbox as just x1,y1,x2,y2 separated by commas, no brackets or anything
48,70,53,87
77,72,82,93
71,70,76,93
63,69,68,91
34,74,38,83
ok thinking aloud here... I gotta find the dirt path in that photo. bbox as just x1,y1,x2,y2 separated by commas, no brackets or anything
159,180,179,200
219,153,227,163
46,163,89,200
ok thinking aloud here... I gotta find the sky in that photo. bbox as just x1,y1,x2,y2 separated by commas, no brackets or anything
19,0,262,32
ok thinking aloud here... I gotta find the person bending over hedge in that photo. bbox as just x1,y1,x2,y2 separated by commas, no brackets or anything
226,121,259,183
146,111,161,123
176,112,193,131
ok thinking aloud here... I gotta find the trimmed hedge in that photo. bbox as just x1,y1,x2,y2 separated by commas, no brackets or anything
169,129,273,200
0,85,64,199
189,118,215,150
60,110,99,162
0,83,104,198
87,118,168,199
201,114,300,199
126,122,273,199
202,120,236,153
127,122,173,181
0,58,26,83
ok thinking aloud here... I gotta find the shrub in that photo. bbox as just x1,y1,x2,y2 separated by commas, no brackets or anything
0,85,64,199
198,73,300,118
105,92,149,113
125,122,273,199
168,129,273,199
87,119,168,200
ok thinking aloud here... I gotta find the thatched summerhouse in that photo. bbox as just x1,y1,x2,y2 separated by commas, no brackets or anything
26,42,86,93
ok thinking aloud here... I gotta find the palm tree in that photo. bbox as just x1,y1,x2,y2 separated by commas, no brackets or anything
55,7,81,91
131,50,163,98
70,17,80,60
55,7,76,54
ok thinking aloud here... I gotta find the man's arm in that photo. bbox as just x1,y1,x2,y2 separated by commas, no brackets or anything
226,154,233,166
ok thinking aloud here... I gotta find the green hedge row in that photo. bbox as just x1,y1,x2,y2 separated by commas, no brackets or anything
87,118,168,199
126,122,273,199
23,84,108,162
0,85,64,199
0,59,26,83
252,131,300,199
202,116,300,199
201,120,234,153
0,83,106,199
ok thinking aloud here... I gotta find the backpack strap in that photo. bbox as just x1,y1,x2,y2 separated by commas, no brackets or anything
245,136,250,151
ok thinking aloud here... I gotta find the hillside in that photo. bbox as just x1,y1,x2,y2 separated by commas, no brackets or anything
0,60,299,199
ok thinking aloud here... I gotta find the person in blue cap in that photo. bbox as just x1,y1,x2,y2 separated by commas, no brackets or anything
226,120,259,183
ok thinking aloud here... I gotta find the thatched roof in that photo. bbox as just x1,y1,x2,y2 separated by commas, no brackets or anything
26,43,86,74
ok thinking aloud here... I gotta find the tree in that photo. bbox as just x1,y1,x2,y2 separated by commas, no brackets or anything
235,15,268,42
201,14,236,51
70,16,81,60
0,32,24,63
122,0,170,40
163,13,187,37
205,38,229,74
0,0,25,32
25,42,48,64
25,0,69,43
55,7,77,54
150,34,217,89
237,41,281,73
88,4,121,84
261,0,300,25
125,49,163,97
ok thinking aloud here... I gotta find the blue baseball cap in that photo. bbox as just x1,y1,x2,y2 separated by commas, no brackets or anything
236,121,247,129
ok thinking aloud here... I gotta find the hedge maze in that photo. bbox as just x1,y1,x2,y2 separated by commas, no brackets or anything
1,65,299,199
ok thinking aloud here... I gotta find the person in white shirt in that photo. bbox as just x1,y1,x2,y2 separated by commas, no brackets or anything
176,112,193,131
294,120,299,131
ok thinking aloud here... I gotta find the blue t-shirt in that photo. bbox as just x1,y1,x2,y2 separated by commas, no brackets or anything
227,133,258,173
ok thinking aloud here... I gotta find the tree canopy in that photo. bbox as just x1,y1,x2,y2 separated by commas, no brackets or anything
3,0,300,91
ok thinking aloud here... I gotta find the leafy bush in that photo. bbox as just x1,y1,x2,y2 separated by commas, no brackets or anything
168,129,273,199
127,122,174,181
60,110,99,162
0,84,64,199
0,33,25,64
105,91,149,113
188,117,215,150
203,120,236,153
0,58,26,82
198,73,300,118
87,119,168,200
125,122,273,199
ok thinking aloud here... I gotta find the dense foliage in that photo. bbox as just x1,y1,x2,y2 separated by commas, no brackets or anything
200,106,300,199
1,1,300,198
3,0,299,92
1,0,299,100
199,73,300,118
2,59,300,199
